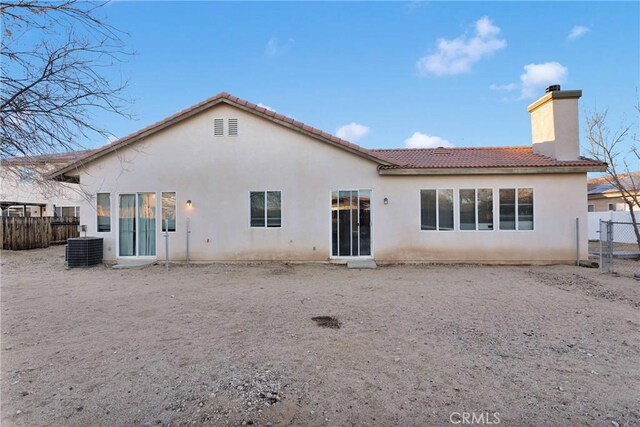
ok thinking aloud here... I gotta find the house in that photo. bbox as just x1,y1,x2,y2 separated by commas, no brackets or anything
1,152,91,217
587,172,640,212
50,87,605,263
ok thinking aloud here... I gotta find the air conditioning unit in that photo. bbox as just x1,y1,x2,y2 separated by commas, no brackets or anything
66,237,103,268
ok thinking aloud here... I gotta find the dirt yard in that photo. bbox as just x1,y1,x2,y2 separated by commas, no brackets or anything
1,246,639,427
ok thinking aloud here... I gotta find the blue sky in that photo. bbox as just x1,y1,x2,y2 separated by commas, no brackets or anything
95,1,639,161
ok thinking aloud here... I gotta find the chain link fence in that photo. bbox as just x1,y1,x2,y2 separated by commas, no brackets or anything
590,220,640,279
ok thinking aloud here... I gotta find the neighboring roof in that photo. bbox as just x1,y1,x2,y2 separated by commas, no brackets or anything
373,146,605,173
48,92,606,180
2,150,95,167
587,172,640,196
50,92,392,180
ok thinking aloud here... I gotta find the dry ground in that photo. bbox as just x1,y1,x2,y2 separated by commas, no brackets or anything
1,246,639,427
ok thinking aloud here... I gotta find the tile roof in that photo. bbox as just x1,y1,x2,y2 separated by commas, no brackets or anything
50,92,390,178
587,172,640,195
371,146,605,170
2,150,96,166
49,92,606,179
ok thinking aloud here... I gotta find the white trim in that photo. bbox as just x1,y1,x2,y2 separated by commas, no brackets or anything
248,190,283,229
160,191,178,233
328,188,374,259
96,192,112,233
116,191,158,259
495,187,536,232
419,188,456,232
458,187,495,232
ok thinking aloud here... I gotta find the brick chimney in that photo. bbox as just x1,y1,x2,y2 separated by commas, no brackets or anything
527,85,582,161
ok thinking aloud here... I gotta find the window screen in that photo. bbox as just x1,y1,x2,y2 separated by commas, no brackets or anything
250,191,281,228
421,189,453,231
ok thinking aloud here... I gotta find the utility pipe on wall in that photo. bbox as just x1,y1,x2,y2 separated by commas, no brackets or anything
576,217,580,266
164,219,169,271
186,217,191,265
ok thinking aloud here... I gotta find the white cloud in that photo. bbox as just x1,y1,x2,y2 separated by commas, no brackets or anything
520,62,568,98
568,25,589,40
416,16,506,76
406,1,424,12
106,134,118,144
405,132,454,149
489,83,517,91
336,123,370,142
257,103,275,112
265,37,294,56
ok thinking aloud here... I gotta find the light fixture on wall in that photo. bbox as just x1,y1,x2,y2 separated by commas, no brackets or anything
383,197,389,205
186,200,192,207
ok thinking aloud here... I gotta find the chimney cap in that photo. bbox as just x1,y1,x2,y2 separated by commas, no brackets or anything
545,85,561,93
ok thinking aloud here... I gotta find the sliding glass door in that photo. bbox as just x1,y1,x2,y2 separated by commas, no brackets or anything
138,193,156,256
119,194,136,256
331,190,372,257
118,193,156,257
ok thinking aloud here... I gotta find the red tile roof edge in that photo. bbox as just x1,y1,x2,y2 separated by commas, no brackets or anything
50,92,390,178
49,92,607,178
371,146,605,169
370,146,533,151
377,161,605,170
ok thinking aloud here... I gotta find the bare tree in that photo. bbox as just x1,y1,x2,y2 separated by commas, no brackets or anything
586,101,640,250
0,0,131,160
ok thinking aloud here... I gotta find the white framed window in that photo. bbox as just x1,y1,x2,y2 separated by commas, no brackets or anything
250,191,281,228
608,202,625,211
96,193,111,232
420,189,454,231
459,188,493,231
499,188,534,231
587,204,595,212
54,205,80,218
161,192,176,232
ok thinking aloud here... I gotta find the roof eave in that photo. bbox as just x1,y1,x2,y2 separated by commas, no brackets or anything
226,101,392,166
49,99,225,180
378,164,607,176
48,97,392,180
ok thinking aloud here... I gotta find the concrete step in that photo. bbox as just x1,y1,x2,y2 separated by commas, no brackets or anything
347,259,377,269
112,259,156,269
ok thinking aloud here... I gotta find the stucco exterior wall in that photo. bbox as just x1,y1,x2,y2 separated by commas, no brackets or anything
588,195,636,212
374,173,587,262
530,96,580,161
76,103,589,263
0,169,85,216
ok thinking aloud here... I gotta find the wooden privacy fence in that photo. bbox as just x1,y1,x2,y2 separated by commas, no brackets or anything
0,217,80,250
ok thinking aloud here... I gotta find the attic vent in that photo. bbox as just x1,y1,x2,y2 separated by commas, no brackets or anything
214,118,224,136
433,147,451,155
228,118,238,136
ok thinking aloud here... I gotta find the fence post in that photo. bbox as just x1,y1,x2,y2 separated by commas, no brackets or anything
599,220,603,272
599,220,615,274
607,220,614,273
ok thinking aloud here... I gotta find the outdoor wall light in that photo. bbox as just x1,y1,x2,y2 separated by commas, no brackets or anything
186,200,192,207
383,197,389,205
